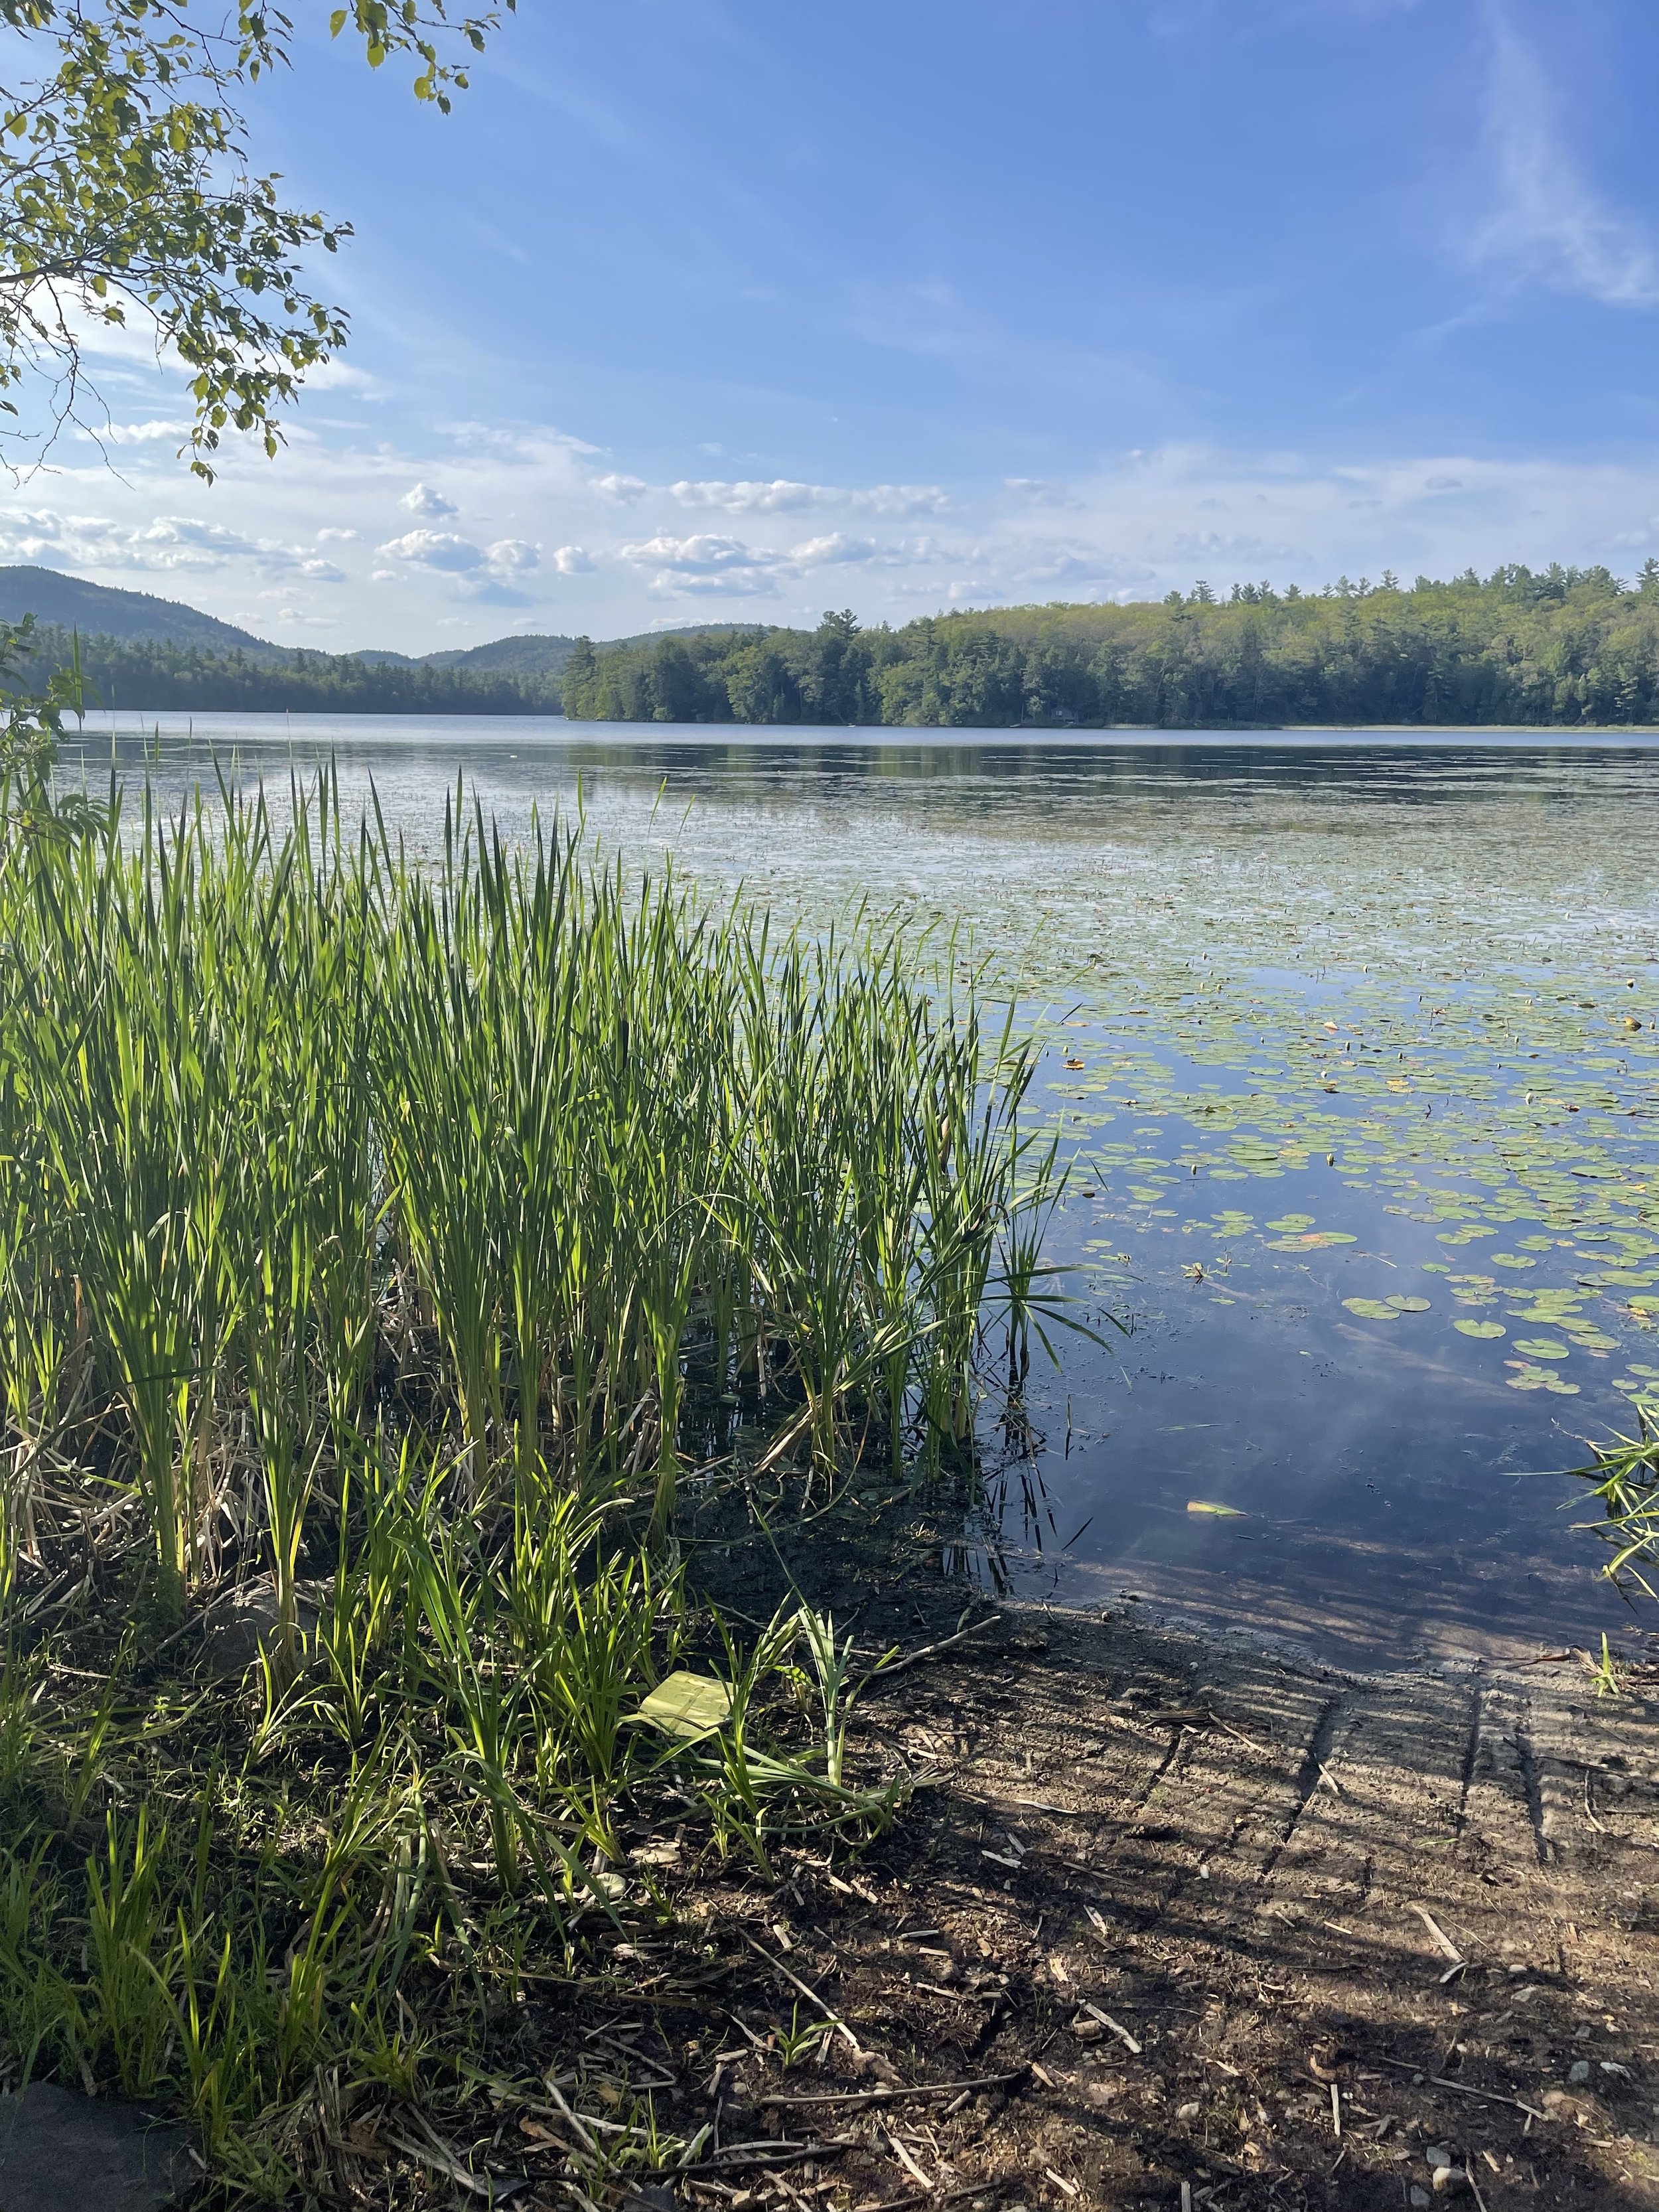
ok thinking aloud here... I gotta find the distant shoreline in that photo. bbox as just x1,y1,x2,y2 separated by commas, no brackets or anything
61,710,1659,736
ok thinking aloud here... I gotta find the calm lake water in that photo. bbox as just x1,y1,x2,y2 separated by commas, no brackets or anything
60,713,1659,1667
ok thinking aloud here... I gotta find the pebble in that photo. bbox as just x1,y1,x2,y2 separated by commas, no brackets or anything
1410,2191,1431,2209
1569,2059,1593,2085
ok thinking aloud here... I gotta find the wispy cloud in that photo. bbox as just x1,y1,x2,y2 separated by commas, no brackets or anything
0,505,332,577
668,479,949,518
618,526,939,599
1471,4,1659,307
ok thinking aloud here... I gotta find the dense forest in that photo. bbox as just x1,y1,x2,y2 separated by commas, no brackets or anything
561,563,1659,727
4,626,563,715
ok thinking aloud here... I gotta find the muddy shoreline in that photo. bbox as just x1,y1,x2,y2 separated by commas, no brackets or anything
406,1581,1659,2212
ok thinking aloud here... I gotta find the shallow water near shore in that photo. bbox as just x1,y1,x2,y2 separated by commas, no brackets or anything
59,713,1659,1664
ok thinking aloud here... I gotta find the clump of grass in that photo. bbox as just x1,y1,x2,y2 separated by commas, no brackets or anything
0,758,1060,2197
1569,1396,1659,1603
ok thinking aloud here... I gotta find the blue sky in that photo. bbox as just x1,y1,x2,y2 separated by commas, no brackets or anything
9,0,1659,650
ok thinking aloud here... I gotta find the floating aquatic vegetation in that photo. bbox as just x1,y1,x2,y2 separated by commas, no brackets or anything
55,725,1659,1636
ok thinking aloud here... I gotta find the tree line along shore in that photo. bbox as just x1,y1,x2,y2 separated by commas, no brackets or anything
561,563,1659,729
5,627,565,717
15,562,1659,725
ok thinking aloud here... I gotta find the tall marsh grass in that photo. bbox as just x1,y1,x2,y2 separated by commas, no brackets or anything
0,759,1058,2195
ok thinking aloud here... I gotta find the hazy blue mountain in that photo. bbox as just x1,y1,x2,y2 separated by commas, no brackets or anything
421,625,759,677
0,566,281,656
0,567,760,678
420,634,582,675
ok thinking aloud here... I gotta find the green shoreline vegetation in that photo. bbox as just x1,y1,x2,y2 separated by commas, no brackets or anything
562,563,1659,728
19,559,1659,725
0,696,1066,2193
5,623,565,717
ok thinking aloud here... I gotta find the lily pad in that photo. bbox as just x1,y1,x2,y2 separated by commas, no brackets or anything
1512,1338,1570,1361
1384,1295,1431,1312
1453,1319,1506,1339
1342,1297,1402,1320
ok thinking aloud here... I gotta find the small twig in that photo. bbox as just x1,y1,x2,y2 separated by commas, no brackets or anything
1080,2001,1142,2055
1409,1905,1463,1964
676,2136,853,2177
739,1928,861,2052
759,2067,1027,2111
1208,1714,1272,1755
540,2078,599,2156
1372,2056,1543,2120
1582,1771,1606,1835
867,1613,1002,1682
851,2183,1005,2212
386,2122,530,2200
885,2132,936,2192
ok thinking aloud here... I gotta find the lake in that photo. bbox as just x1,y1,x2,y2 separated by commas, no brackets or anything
59,713,1659,1668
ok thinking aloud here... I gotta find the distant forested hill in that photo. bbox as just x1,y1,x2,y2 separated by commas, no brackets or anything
561,566,1659,728
5,627,562,715
0,566,281,657
421,624,755,678
0,567,776,710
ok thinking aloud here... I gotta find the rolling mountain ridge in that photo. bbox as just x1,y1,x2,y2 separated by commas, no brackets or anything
0,566,758,678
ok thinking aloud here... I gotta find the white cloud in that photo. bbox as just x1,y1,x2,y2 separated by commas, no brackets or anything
1472,9,1659,306
297,358,382,395
484,538,540,572
788,533,880,566
446,422,602,464
670,478,949,517
400,482,459,518
1005,478,1086,510
620,531,784,598
622,532,769,573
660,569,780,597
135,516,269,557
376,528,485,572
0,512,325,575
76,419,192,447
21,405,1659,649
591,472,649,502
670,479,831,514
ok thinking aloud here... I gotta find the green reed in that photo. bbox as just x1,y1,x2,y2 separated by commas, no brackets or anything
0,759,1057,2196
1570,1396,1659,1603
